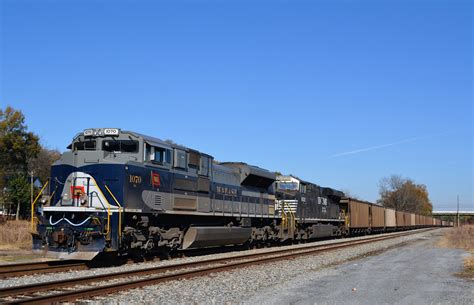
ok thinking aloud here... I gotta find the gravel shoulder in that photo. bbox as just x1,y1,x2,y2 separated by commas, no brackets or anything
100,229,461,304
248,230,473,305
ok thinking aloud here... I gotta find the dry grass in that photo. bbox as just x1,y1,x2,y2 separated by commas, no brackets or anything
464,256,474,277
438,225,474,250
438,225,474,280
0,220,32,250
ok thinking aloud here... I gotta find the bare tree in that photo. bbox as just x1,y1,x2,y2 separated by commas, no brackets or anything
378,174,432,214
28,148,61,184
340,188,360,200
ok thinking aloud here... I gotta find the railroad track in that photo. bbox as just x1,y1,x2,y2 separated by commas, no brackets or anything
0,228,433,304
0,261,89,279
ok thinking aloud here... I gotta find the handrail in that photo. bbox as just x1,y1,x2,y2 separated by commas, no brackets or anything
89,191,107,211
101,189,112,239
279,200,295,238
48,188,57,205
86,177,112,239
30,180,49,232
286,201,296,236
104,184,123,240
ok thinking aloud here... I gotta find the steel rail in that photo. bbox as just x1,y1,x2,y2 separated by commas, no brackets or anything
0,228,433,304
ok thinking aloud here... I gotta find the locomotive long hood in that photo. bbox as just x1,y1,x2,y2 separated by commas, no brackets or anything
219,162,276,188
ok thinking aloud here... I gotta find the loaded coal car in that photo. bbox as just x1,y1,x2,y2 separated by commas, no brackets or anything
427,216,434,226
274,175,345,239
338,198,391,234
416,214,421,227
338,198,371,235
339,199,437,233
409,213,416,227
396,210,405,229
402,212,410,228
384,208,397,232
31,128,283,260
370,204,385,232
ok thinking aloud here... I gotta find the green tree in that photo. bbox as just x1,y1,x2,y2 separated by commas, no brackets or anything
5,174,30,219
0,106,41,219
377,174,433,215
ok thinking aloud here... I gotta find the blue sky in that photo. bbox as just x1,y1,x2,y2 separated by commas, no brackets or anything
1,0,472,210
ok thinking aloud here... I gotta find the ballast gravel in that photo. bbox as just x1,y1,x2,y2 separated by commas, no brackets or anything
0,229,444,304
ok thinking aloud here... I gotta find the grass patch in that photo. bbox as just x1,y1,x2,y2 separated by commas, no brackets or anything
438,225,474,280
0,220,32,250
463,255,474,279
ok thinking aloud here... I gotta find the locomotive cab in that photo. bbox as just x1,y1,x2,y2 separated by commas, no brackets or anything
275,175,345,239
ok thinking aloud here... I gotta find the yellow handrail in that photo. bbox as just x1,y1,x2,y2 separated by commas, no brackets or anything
287,201,295,236
49,189,56,205
102,190,112,239
279,200,295,238
104,184,123,240
88,177,112,239
30,180,49,232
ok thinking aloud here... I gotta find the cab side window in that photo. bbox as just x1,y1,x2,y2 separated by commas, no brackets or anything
145,144,171,165
154,147,165,163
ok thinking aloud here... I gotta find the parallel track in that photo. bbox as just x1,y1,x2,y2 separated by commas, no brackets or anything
0,261,88,279
0,228,434,304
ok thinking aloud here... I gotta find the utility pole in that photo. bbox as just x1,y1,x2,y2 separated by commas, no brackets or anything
456,195,460,227
30,171,34,217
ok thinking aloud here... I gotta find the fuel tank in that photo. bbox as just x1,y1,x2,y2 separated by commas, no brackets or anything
182,226,252,250
309,224,338,238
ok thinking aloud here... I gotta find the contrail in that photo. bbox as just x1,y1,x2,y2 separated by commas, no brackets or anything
330,133,447,158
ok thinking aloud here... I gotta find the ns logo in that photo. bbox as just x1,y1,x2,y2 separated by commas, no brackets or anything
129,174,142,185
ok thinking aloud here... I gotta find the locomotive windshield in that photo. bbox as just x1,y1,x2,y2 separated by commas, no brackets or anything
277,181,299,191
102,140,138,153
73,139,96,151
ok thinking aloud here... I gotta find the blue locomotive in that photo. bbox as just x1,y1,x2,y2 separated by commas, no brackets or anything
32,128,345,260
